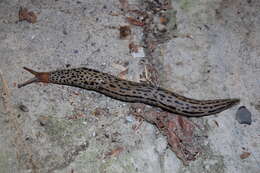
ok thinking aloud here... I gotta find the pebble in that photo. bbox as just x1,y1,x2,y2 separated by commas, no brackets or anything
236,106,252,125
18,104,29,112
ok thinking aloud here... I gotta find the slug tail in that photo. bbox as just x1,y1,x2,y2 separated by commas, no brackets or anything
175,98,240,117
230,98,240,106
18,67,50,88
203,98,240,116
224,98,240,110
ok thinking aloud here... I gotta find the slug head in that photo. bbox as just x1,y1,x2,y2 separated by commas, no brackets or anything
18,67,49,88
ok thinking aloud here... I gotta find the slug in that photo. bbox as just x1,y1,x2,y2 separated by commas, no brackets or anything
18,67,240,117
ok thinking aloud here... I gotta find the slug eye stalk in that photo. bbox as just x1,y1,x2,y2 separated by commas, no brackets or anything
18,67,49,88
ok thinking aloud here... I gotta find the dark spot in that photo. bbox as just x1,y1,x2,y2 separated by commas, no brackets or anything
159,93,166,98
175,100,183,105
191,106,198,109
129,82,142,87
181,110,204,115
114,80,121,84
109,84,116,88
170,92,179,97
208,109,217,114
120,87,131,91
165,105,176,110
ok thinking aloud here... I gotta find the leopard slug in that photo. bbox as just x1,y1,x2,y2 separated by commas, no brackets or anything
18,67,240,117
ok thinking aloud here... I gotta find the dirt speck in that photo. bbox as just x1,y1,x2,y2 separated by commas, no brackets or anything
119,26,131,39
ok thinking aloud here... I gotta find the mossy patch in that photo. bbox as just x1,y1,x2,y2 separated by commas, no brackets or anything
180,0,193,10
38,115,86,147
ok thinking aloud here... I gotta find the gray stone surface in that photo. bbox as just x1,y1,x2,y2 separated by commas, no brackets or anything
0,0,259,173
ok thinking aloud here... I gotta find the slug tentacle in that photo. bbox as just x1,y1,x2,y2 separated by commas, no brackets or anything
18,67,50,88
18,67,240,117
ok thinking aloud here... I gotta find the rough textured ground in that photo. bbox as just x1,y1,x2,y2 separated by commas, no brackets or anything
0,0,259,173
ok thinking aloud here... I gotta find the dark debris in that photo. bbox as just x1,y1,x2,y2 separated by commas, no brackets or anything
119,26,131,39
130,104,202,165
19,7,37,23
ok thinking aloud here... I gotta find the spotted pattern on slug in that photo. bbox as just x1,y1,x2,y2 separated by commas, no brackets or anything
46,67,240,117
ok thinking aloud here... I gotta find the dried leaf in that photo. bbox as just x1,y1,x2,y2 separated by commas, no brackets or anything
129,104,201,165
119,25,131,39
118,69,128,79
160,16,168,25
109,12,120,16
126,17,145,26
112,63,127,71
19,7,37,23
240,152,251,159
93,108,109,116
105,146,124,158
72,91,80,96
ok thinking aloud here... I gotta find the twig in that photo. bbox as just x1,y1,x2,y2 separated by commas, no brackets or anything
0,69,39,173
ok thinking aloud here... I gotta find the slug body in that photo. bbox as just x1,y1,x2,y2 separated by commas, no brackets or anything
18,67,239,117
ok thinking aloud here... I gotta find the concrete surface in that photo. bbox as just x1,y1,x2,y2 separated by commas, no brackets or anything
0,0,259,173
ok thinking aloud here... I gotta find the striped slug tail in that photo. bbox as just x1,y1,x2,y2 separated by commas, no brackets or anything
206,98,240,116
18,67,50,88
227,98,240,107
